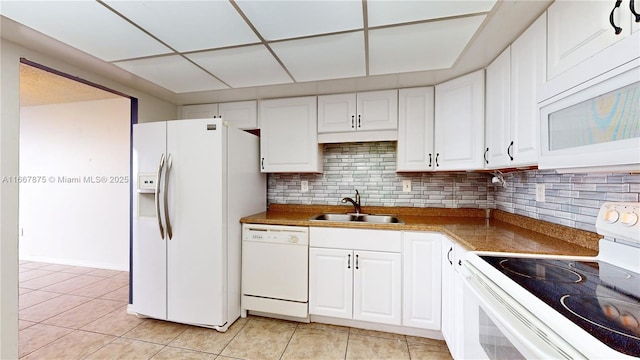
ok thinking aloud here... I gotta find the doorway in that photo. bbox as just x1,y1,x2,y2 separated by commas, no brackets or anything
18,60,134,271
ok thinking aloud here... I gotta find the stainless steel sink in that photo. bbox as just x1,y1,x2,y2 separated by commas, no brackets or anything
358,215,402,224
309,213,403,224
311,213,358,222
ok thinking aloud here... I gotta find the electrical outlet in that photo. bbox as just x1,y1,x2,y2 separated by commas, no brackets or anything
301,180,309,193
536,184,545,202
402,180,412,192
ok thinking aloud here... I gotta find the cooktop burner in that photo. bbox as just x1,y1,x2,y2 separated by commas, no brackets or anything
481,256,640,357
499,258,583,283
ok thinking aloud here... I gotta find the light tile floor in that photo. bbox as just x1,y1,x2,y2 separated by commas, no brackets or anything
18,260,453,360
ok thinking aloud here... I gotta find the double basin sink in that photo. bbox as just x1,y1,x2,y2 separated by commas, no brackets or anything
310,213,403,224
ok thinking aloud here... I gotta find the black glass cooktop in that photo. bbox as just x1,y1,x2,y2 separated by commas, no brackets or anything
481,256,640,357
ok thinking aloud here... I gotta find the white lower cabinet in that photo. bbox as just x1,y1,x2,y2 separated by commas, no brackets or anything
402,232,441,330
309,228,402,326
441,236,467,360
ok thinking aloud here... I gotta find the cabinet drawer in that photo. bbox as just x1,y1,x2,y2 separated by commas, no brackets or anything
310,227,401,252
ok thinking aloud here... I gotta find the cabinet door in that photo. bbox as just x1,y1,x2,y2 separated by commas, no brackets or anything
547,0,631,79
440,238,455,348
402,232,442,330
309,248,353,319
218,100,257,130
434,70,485,170
485,48,511,169
356,90,398,131
259,96,322,173
353,250,402,325
511,13,546,166
318,93,357,133
452,243,467,360
397,87,435,172
181,104,218,119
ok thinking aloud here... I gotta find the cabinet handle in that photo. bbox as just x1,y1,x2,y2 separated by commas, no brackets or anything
484,148,489,164
507,141,514,161
632,0,640,22
358,115,361,128
355,254,359,269
347,254,351,269
351,115,355,129
447,247,453,265
428,153,432,167
261,157,264,170
458,260,462,266
610,0,623,34
435,153,440,167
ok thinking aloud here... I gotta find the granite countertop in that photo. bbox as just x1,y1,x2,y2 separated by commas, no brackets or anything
241,204,600,257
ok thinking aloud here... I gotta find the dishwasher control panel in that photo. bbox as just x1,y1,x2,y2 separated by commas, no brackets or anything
242,224,309,245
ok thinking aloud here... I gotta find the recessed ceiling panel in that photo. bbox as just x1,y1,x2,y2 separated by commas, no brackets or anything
104,1,260,52
369,15,486,75
368,0,496,27
235,0,363,40
271,32,366,82
0,1,171,61
186,45,293,88
114,55,228,93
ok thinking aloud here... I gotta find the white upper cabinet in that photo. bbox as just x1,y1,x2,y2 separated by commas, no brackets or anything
485,47,511,168
434,70,485,171
218,100,258,130
547,0,632,80
181,103,218,120
510,14,546,166
181,101,258,130
259,96,322,173
485,14,546,169
317,93,357,133
396,87,435,172
318,90,398,143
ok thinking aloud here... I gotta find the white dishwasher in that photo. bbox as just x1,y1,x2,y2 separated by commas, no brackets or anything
241,224,309,320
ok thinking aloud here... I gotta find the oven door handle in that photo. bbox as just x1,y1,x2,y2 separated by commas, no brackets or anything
461,260,588,360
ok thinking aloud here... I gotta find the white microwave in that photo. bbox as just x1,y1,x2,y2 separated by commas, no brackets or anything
539,60,640,172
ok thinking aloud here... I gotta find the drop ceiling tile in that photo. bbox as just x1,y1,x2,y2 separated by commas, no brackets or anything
103,1,259,52
368,0,496,27
369,15,486,75
0,1,171,61
235,0,363,40
270,32,365,82
114,55,228,93
186,45,292,88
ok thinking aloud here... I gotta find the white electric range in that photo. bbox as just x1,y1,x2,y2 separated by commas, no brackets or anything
461,202,640,359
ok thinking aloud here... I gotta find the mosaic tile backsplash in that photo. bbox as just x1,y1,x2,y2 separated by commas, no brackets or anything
267,142,640,233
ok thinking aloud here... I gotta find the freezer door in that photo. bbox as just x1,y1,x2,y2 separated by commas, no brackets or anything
166,118,226,326
132,121,168,320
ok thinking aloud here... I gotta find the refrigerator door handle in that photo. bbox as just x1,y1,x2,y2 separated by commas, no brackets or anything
164,153,173,240
155,153,166,240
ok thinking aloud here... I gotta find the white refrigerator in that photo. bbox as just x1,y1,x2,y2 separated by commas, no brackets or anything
131,118,266,331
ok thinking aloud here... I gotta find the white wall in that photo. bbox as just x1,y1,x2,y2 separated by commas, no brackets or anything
19,98,130,270
0,37,177,358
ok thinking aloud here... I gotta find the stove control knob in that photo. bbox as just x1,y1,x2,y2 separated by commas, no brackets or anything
620,212,638,227
604,210,620,223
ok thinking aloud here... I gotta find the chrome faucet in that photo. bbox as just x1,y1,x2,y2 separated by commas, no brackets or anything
341,189,362,214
